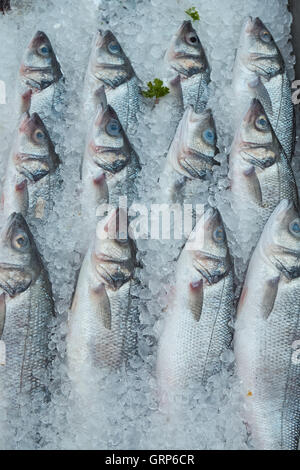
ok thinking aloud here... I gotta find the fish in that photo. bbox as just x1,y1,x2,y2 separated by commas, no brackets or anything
67,209,139,391
2,111,61,222
160,106,218,204
0,212,55,401
166,20,210,113
157,208,233,399
81,87,140,219
234,199,300,450
229,98,298,261
19,31,64,122
85,30,141,133
233,17,295,160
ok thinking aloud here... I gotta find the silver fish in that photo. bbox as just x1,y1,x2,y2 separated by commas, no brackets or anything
19,31,64,122
160,106,218,204
82,87,140,219
0,213,54,399
157,208,233,397
234,199,300,449
229,98,298,259
166,21,210,113
2,111,61,222
85,30,140,133
67,209,138,390
233,17,295,160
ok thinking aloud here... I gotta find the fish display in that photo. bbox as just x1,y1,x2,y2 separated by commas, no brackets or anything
2,111,61,222
85,30,141,133
160,106,218,204
233,17,295,161
234,199,300,450
81,87,140,219
157,208,233,397
19,31,64,123
67,209,138,392
229,98,298,260
0,213,55,400
166,20,210,113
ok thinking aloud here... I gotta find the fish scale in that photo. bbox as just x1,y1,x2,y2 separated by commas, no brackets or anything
234,200,300,449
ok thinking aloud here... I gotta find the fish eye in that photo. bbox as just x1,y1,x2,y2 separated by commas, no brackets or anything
289,219,300,238
213,226,225,244
186,32,199,45
260,30,272,43
106,118,121,137
255,115,269,131
107,40,121,54
38,44,50,56
33,129,45,142
203,128,215,145
12,232,29,250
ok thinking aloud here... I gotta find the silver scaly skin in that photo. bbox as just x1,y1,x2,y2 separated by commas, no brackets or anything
160,106,218,204
2,111,61,222
234,199,300,450
233,17,295,160
85,30,140,133
19,31,64,123
157,208,233,398
229,98,298,260
166,21,210,114
0,213,54,401
82,87,140,219
67,209,138,393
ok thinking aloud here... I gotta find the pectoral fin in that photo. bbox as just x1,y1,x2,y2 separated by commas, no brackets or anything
189,280,203,322
90,284,111,330
243,165,262,206
261,276,280,319
0,293,6,338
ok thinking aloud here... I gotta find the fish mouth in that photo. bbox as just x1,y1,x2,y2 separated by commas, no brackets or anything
0,263,31,297
20,64,54,74
273,255,300,280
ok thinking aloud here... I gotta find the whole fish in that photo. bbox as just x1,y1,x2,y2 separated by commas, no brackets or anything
157,208,233,397
67,209,138,390
19,31,64,122
166,21,210,113
2,111,61,222
160,106,218,204
82,87,140,219
0,213,54,400
85,30,140,133
229,98,298,260
234,199,300,450
233,17,295,160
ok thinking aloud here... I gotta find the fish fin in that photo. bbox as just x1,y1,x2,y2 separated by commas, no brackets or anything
70,264,82,311
243,165,263,206
0,293,6,338
261,276,280,319
97,285,111,329
189,279,203,322
15,179,29,214
92,284,111,330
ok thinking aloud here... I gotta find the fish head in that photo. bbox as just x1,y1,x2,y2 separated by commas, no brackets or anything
14,112,60,179
90,30,134,88
235,99,277,168
171,107,218,179
0,213,41,296
20,31,62,89
185,107,217,157
93,209,136,289
165,21,208,78
238,17,283,78
190,208,230,284
263,200,300,279
89,104,130,174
